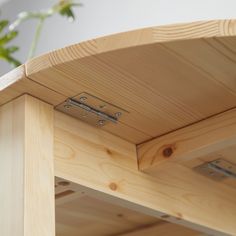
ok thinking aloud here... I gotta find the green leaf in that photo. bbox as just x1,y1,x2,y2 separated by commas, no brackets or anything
0,19,21,67
0,1,81,67
6,56,21,67
59,5,75,21
53,1,81,21
6,46,19,53
0,30,18,45
0,53,21,67
0,20,9,33
0,47,21,67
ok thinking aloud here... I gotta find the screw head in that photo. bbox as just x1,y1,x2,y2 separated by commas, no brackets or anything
115,112,122,118
98,120,105,126
80,96,87,102
64,104,71,109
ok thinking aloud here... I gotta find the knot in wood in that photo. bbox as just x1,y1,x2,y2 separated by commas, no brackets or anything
109,182,118,191
163,147,173,158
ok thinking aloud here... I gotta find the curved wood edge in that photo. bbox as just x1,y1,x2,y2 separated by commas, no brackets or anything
0,65,25,91
2,19,236,143
0,65,66,107
26,19,236,76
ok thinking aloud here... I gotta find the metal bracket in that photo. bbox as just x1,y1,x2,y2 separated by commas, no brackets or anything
56,93,127,127
194,159,236,181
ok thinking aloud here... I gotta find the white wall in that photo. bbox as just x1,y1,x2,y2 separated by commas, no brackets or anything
1,0,236,75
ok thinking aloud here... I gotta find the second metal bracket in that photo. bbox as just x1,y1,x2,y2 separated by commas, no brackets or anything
194,158,236,181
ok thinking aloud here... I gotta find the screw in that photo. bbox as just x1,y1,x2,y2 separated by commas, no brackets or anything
64,104,71,109
115,112,122,118
80,96,87,102
98,120,105,126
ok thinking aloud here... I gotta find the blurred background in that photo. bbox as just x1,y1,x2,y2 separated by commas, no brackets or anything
1,0,236,75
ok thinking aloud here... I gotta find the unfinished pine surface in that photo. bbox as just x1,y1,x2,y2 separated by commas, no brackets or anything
138,107,236,169
137,107,236,189
0,20,236,143
54,110,236,236
1,19,236,236
0,95,55,236
117,222,204,236
55,177,204,236
0,65,65,106
24,19,236,143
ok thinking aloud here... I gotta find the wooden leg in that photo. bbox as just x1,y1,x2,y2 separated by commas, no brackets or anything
0,95,55,236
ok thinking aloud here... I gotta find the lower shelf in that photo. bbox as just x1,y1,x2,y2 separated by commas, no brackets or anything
55,177,204,236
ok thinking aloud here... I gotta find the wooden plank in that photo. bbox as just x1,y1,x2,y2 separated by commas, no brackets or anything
181,146,236,189
118,222,204,236
25,19,236,143
1,20,236,143
0,65,66,106
138,107,236,171
55,177,204,236
55,181,159,236
0,95,55,236
54,110,236,236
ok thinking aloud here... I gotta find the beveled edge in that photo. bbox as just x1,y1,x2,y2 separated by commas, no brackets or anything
25,19,236,77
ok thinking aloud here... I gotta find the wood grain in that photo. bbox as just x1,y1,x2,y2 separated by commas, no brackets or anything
55,177,204,236
0,65,66,106
54,110,236,236
118,222,203,236
24,95,55,236
1,20,236,235
0,95,55,236
55,181,158,236
138,107,236,171
0,93,25,235
180,145,236,189
25,19,236,143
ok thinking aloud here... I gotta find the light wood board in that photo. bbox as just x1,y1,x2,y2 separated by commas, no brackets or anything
138,107,236,189
25,19,236,143
54,110,236,235
55,177,204,236
0,95,55,236
0,65,65,106
1,19,236,236
1,20,236,143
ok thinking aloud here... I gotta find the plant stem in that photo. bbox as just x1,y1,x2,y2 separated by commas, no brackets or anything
27,17,45,59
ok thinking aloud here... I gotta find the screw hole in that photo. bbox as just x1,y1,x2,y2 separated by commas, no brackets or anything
64,104,71,109
58,181,70,186
80,97,87,102
115,112,122,118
